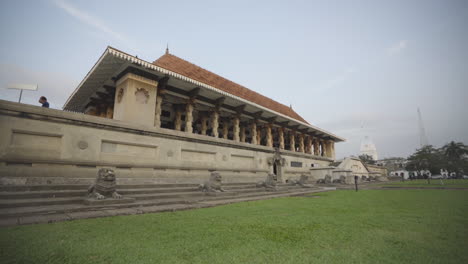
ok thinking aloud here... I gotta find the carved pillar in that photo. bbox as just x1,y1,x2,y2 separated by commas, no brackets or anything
250,121,257,145
222,121,229,139
154,94,163,127
266,124,273,147
313,138,320,156
298,133,305,153
211,110,219,138
306,136,312,154
320,140,326,156
257,127,262,145
233,115,240,142
174,106,182,131
329,140,336,160
99,104,107,118
290,131,296,151
185,101,194,133
278,127,285,150
240,124,246,143
200,115,208,135
106,105,114,119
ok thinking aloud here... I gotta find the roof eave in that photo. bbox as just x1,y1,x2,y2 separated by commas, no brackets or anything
64,46,346,142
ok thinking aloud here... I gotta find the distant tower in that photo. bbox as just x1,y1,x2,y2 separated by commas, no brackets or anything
417,107,429,147
360,136,378,161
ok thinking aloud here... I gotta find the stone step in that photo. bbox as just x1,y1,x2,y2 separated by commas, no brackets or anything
0,185,258,199
0,190,87,199
0,197,85,208
0,187,321,219
0,188,330,226
0,185,89,192
0,182,256,192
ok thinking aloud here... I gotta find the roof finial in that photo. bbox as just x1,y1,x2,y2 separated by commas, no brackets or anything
165,43,169,54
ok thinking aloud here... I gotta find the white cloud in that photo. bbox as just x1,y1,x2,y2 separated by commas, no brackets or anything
52,0,127,43
387,40,407,55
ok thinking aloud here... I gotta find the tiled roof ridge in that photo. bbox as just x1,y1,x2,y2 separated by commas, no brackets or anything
152,53,309,124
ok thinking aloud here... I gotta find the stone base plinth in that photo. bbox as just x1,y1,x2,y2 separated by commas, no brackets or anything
83,197,136,206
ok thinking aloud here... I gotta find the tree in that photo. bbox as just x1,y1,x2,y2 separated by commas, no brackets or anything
441,141,468,177
405,145,443,175
359,154,376,165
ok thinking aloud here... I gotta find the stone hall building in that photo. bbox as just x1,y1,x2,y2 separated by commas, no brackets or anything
0,46,344,185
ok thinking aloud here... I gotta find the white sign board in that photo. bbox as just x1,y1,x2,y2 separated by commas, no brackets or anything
7,84,38,91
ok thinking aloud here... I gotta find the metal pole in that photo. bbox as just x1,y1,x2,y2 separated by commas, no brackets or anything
354,176,358,192
18,89,23,103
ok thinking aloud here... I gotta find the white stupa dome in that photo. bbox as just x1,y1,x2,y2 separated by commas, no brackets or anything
360,136,378,160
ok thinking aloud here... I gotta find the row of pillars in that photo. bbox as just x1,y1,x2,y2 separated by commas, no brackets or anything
153,93,335,159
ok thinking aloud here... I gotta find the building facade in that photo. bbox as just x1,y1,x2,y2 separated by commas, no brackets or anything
0,47,344,185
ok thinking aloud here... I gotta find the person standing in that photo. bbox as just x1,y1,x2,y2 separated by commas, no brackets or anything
39,96,49,108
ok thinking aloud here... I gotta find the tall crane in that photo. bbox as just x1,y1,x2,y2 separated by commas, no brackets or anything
417,107,429,147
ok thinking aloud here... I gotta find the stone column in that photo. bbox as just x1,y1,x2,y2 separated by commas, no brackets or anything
233,115,240,142
211,110,219,138
250,121,257,145
329,140,336,160
290,131,296,152
266,124,273,147
154,94,163,127
99,104,107,118
185,102,194,133
320,140,326,157
174,107,182,131
314,138,320,156
106,105,114,119
298,133,305,153
306,136,312,154
222,121,229,139
240,124,246,143
278,127,285,150
200,115,208,135
257,127,262,145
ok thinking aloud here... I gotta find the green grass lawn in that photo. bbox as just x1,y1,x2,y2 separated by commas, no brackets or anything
382,179,468,188
1,189,467,264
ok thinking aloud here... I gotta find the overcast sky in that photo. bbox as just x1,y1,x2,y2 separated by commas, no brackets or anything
0,0,467,159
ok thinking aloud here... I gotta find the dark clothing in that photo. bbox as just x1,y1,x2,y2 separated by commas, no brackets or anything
42,102,49,108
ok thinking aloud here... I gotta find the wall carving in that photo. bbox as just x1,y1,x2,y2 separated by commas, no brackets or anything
117,88,124,103
135,88,149,104
77,141,88,150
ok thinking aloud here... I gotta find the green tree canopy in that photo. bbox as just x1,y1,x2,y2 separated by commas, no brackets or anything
359,154,376,164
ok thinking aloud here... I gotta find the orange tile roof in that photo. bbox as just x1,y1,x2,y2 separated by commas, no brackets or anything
153,53,309,124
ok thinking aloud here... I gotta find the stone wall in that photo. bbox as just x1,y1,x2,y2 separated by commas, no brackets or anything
0,100,332,185
365,164,388,177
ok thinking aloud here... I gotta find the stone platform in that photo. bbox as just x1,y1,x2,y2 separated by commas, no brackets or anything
0,182,334,227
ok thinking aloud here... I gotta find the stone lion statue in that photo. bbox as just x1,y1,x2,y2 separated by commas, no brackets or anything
332,175,347,184
317,174,332,184
199,171,225,192
287,174,312,188
88,168,122,200
256,173,278,191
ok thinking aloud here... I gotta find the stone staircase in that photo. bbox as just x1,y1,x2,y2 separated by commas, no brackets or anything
0,182,333,226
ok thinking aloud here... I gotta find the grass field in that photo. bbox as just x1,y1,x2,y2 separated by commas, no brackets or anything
1,189,467,264
381,179,468,188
